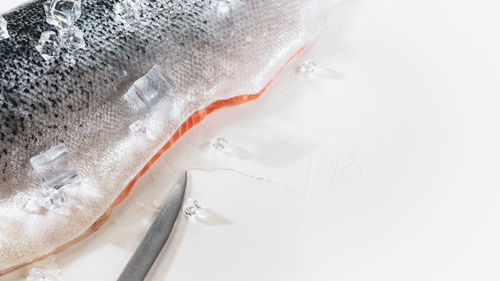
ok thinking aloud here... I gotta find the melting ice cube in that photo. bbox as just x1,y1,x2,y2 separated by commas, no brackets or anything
59,25,85,52
217,0,232,15
129,120,150,136
114,0,143,26
30,143,78,190
299,60,320,73
184,198,205,218
35,31,61,62
44,0,82,29
299,60,344,79
13,192,44,214
26,267,57,281
0,15,9,40
123,65,176,112
212,137,229,151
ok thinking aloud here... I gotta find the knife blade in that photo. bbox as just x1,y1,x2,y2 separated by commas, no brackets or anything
117,172,187,281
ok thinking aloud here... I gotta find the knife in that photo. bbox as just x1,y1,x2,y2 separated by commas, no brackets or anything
117,172,187,281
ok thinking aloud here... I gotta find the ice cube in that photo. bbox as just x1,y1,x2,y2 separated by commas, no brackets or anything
129,120,148,135
30,143,78,190
114,0,143,26
44,0,82,29
0,15,9,40
44,190,68,210
123,65,176,112
59,25,85,52
183,198,205,218
35,31,61,62
212,137,229,151
13,192,44,214
217,1,230,15
26,267,56,281
299,60,320,73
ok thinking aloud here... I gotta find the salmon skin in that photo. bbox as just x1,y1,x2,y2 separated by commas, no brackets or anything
0,0,332,274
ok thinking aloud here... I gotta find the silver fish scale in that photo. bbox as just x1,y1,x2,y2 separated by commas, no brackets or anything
0,0,223,190
0,0,329,272
0,0,306,189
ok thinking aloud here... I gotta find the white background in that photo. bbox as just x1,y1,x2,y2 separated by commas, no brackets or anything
2,0,500,280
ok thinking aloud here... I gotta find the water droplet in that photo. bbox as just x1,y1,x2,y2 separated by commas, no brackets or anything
109,65,128,78
299,60,320,73
217,1,231,15
212,137,229,151
27,267,57,281
245,36,253,42
184,198,204,218
298,61,345,79
44,0,82,29
59,26,85,52
35,31,61,62
0,15,9,40
129,120,148,135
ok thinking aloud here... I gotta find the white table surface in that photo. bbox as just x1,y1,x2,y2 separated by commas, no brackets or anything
2,1,500,280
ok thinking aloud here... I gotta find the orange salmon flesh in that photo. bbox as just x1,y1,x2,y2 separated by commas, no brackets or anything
0,46,305,276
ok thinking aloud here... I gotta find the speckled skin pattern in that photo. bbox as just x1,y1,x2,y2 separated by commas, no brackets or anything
0,0,331,273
